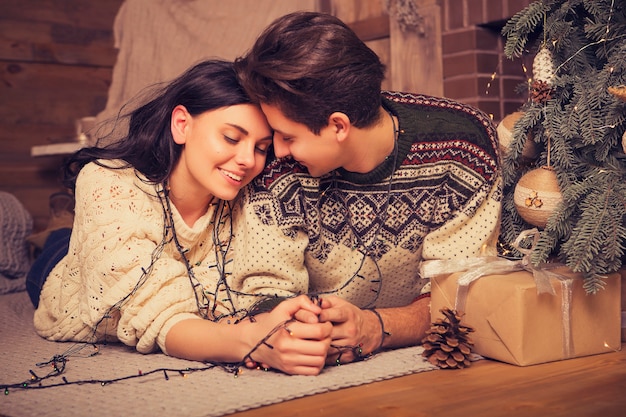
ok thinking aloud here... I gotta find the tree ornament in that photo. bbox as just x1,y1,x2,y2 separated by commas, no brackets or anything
421,308,474,369
530,45,556,104
533,45,556,85
513,166,562,228
530,80,554,104
500,0,626,294
496,111,537,161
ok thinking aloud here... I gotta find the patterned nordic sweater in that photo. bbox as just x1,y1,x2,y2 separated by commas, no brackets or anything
231,92,502,309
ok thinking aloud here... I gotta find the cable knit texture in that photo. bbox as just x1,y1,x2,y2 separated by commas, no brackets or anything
0,191,33,285
234,92,502,309
34,161,235,354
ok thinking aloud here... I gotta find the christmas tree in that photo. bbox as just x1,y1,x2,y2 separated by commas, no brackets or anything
498,0,626,293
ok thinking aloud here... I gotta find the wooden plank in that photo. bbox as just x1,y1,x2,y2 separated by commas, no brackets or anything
0,19,115,46
0,19,118,65
0,159,67,189
329,0,386,21
0,39,117,66
328,0,390,41
0,61,113,91
0,90,108,125
389,1,443,95
230,345,626,417
0,0,122,233
318,0,332,14
0,62,112,125
0,122,75,146
0,122,76,162
348,16,390,42
1,0,123,30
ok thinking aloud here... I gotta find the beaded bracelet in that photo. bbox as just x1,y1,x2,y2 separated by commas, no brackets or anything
368,308,391,353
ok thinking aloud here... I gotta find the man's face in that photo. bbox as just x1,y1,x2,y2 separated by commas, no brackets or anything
260,103,342,177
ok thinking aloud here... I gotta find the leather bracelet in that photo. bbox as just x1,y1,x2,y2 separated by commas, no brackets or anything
368,308,391,353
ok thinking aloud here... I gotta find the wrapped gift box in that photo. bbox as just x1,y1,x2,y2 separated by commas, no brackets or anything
430,267,621,366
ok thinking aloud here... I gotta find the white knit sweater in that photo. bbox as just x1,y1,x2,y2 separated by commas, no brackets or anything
34,161,235,354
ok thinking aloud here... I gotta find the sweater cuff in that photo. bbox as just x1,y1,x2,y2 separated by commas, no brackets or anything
412,292,431,303
157,312,200,355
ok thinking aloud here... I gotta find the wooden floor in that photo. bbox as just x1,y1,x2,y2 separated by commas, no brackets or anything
230,343,626,417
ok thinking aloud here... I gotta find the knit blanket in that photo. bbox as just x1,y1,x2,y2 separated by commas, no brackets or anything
0,192,32,287
0,291,438,417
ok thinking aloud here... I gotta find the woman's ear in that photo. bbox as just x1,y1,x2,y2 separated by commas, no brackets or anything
171,105,190,145
328,112,350,142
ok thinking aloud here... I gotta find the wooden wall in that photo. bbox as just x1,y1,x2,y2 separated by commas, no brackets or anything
1,0,523,234
323,0,443,96
326,0,528,120
0,0,123,232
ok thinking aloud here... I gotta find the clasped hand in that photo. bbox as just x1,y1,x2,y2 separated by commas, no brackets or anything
248,295,382,375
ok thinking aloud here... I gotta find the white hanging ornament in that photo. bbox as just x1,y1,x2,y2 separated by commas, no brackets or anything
513,166,562,228
533,45,556,85
496,111,537,161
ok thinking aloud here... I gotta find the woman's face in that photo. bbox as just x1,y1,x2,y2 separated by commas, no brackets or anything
170,104,272,203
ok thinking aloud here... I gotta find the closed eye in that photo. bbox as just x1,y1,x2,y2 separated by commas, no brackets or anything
255,143,270,155
225,134,271,155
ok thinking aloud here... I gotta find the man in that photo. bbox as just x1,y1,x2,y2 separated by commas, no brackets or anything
232,11,501,365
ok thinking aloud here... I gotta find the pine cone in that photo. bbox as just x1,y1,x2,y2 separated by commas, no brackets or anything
421,308,474,369
530,80,554,104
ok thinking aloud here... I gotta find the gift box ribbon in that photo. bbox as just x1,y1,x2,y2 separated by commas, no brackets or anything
420,229,575,358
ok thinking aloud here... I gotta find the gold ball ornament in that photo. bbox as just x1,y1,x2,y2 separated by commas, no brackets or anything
513,166,562,228
496,112,537,161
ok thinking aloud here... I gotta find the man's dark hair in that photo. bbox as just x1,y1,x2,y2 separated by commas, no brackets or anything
235,11,386,134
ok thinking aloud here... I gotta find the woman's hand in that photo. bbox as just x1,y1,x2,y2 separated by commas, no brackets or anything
243,295,332,375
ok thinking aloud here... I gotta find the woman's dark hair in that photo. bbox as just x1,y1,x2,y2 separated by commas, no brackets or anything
63,59,254,191
234,12,386,134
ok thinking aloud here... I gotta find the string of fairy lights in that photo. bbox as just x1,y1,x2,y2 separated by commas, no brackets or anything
2,177,386,394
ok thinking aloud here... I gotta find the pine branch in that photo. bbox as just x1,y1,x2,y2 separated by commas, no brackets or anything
500,0,626,289
560,174,626,277
502,1,552,59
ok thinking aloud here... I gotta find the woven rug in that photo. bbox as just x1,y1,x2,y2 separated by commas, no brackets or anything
0,291,438,417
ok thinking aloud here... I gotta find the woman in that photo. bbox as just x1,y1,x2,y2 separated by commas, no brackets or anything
28,59,331,376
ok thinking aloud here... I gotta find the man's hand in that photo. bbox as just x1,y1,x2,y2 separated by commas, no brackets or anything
315,296,383,365
294,294,431,366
